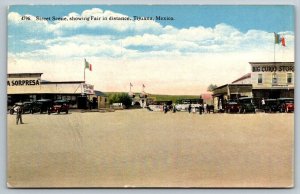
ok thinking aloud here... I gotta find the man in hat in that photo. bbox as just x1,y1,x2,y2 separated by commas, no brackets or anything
15,104,24,125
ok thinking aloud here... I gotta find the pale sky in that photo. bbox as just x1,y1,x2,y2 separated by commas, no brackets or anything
8,5,294,95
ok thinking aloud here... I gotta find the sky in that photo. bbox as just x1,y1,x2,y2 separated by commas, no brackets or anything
7,5,294,95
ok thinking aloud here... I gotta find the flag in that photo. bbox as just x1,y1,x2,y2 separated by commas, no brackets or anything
85,59,92,71
274,32,286,46
274,32,280,44
281,36,286,46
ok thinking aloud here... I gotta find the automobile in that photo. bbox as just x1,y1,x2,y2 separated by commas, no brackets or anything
22,101,34,113
262,99,278,113
32,99,53,114
238,97,256,113
225,100,240,113
277,98,294,113
175,99,203,112
48,100,69,114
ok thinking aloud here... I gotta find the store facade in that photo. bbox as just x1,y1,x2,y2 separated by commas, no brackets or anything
7,73,104,109
212,62,294,112
250,62,294,99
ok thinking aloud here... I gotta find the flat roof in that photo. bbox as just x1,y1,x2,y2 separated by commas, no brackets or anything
8,73,43,75
8,73,43,78
249,62,294,65
41,81,85,84
213,84,252,90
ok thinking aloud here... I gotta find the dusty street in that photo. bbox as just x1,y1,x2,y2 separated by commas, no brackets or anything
7,110,294,188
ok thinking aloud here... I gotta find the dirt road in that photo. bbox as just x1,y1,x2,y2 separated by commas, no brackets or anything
7,110,294,188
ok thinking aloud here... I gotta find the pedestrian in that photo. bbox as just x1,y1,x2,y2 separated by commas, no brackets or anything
203,103,207,114
173,103,176,113
16,105,24,125
261,98,265,109
192,106,196,114
219,99,223,111
188,103,192,113
163,104,168,114
206,105,211,114
199,104,203,115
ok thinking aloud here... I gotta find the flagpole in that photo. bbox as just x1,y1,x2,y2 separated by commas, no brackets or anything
273,33,275,62
84,59,86,83
274,40,275,62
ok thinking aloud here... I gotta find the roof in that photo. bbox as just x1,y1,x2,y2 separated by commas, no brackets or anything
213,84,252,90
8,73,43,78
41,81,85,84
94,90,107,97
249,62,294,65
239,97,253,100
36,99,52,102
232,73,251,84
277,98,294,100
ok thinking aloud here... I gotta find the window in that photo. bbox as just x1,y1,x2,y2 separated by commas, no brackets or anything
258,74,262,84
29,95,36,101
272,73,278,85
287,73,292,84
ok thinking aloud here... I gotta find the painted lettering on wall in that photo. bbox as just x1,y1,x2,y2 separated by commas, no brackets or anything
252,66,294,72
7,79,40,86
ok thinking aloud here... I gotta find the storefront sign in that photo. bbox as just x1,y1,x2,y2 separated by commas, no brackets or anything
83,84,94,95
252,65,294,72
7,79,40,86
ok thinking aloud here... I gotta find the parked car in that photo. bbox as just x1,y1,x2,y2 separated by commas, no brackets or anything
48,100,69,114
225,100,240,113
238,97,256,113
32,99,53,114
277,98,294,113
21,101,34,113
263,99,278,113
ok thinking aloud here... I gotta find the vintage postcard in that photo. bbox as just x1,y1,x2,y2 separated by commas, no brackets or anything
7,5,294,188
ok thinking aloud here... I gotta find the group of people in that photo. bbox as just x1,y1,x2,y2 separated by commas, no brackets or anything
162,103,213,114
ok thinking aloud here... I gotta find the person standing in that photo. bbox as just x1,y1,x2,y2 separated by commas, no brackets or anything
192,106,196,114
173,103,176,113
203,103,207,114
188,103,192,113
261,98,265,109
219,99,223,111
163,104,168,114
199,104,203,115
16,105,24,125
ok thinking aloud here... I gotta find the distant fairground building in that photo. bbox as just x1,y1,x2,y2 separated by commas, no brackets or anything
128,83,148,108
129,91,148,108
212,62,294,111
